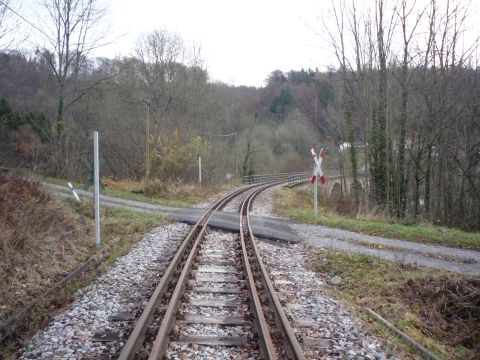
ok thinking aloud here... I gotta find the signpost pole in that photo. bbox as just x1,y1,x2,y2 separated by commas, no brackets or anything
234,133,237,183
198,156,202,190
310,147,326,216
94,131,100,247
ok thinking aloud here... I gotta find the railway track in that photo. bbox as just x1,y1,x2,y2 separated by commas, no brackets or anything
117,182,305,359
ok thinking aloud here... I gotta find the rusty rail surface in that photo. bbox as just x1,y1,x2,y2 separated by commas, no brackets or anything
243,184,306,360
239,183,278,358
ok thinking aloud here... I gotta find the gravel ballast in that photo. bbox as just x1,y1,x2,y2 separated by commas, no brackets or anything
252,186,396,359
20,185,397,359
20,223,190,359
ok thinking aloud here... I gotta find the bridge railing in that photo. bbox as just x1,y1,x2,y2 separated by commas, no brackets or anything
286,172,311,187
243,172,310,185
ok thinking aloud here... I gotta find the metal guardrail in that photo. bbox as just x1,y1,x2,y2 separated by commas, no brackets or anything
243,172,310,185
243,171,367,188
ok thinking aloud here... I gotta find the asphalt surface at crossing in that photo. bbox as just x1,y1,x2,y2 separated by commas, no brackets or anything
47,182,480,275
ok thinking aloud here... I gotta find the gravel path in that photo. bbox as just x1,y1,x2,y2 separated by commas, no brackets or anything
292,224,480,275
44,183,177,215
295,226,480,262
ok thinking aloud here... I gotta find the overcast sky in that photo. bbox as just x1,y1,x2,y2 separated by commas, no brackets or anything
15,0,331,87
13,0,480,87
100,0,333,87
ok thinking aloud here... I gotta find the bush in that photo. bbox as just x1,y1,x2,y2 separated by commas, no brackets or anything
0,174,53,250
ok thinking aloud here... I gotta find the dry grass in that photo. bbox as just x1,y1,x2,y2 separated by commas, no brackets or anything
400,276,480,353
102,178,143,192
144,178,197,198
0,174,168,357
0,174,91,323
309,249,480,359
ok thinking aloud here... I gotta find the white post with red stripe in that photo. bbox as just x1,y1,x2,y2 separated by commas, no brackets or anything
311,148,326,215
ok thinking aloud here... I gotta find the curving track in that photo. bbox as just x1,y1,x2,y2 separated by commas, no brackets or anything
117,182,304,359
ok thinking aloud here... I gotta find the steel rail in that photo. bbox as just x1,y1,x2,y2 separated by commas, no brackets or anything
244,185,306,360
147,204,222,359
117,183,260,360
148,181,282,360
239,182,278,359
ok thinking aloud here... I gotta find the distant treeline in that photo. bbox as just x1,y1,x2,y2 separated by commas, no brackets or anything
0,46,331,182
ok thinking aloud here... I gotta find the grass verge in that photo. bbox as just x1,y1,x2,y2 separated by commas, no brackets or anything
67,197,169,266
309,249,479,359
273,187,480,250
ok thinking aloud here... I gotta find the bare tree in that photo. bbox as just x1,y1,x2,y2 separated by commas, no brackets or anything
0,0,18,51
392,0,426,217
135,29,208,179
36,0,107,177
324,0,360,204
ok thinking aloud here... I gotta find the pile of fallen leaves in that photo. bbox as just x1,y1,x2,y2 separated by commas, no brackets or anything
400,276,480,356
0,174,90,323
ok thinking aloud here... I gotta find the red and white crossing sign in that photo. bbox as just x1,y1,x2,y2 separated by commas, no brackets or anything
311,148,326,184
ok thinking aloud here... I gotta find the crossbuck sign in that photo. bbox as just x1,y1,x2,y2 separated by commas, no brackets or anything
311,148,326,184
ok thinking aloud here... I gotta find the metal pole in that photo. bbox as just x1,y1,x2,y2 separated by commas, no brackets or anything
93,131,100,247
145,102,150,187
198,156,202,189
313,178,318,216
234,133,237,183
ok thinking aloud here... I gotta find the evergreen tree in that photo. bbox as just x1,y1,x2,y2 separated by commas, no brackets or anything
270,87,294,120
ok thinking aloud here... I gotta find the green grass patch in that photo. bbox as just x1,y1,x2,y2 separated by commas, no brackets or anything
102,187,198,207
309,249,479,359
66,198,168,259
273,187,480,250
39,175,83,188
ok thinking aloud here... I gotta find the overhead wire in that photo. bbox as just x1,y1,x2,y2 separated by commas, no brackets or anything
0,0,57,44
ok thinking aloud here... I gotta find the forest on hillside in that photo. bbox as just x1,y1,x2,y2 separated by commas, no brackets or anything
0,0,479,230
